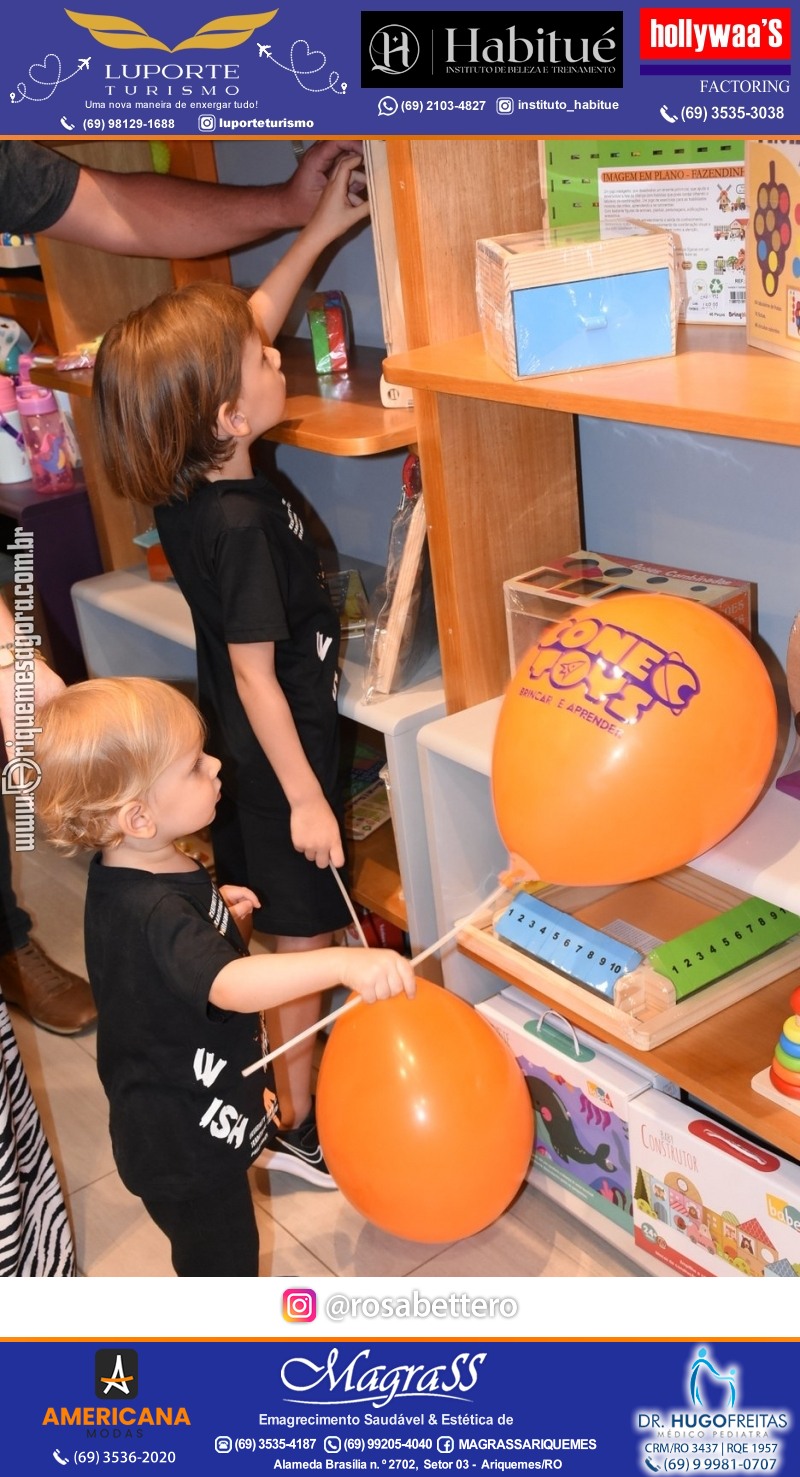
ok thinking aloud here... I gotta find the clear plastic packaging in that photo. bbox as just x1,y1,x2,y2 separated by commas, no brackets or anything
363,453,438,702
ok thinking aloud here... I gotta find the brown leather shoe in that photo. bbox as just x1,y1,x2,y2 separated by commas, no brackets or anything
0,939,96,1034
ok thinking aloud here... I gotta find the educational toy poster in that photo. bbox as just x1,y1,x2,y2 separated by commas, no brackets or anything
4,0,800,1450
598,161,748,323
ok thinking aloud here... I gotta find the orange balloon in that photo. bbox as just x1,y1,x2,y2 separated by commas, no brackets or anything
492,593,777,887
316,979,534,1242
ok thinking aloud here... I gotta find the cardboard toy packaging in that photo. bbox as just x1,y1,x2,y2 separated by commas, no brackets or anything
630,1088,800,1278
746,140,800,363
503,549,752,675
476,987,676,1234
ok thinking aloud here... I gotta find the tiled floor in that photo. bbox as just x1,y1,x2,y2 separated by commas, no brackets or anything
9,830,642,1279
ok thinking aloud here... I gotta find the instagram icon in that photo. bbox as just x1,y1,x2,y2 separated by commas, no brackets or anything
283,1288,317,1323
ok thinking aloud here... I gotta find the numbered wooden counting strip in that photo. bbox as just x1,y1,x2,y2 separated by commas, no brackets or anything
648,896,800,1000
494,894,642,998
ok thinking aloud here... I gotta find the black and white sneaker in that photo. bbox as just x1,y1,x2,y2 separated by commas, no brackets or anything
261,1105,335,1189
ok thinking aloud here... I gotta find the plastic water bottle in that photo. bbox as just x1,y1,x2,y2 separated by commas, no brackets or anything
16,385,74,494
0,376,31,485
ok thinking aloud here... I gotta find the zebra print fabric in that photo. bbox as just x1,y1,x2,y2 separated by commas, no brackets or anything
0,994,75,1276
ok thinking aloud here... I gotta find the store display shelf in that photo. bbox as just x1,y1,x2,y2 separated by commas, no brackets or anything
384,326,800,448
417,695,800,1162
348,820,406,932
35,339,415,458
459,867,800,1052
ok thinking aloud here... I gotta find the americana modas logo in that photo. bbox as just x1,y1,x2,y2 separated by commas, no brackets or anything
95,1349,139,1399
66,8,277,51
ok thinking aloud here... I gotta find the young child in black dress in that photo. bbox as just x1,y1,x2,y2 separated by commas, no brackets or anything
94,154,370,1185
36,677,414,1276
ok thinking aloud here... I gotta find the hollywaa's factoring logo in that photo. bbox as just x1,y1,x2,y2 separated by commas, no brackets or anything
65,8,277,51
525,612,700,727
640,8,791,64
361,11,623,88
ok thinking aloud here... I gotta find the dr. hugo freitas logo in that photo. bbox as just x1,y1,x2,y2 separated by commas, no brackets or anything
635,1345,791,1474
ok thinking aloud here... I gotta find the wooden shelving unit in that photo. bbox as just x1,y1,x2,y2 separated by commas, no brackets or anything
384,325,800,448
348,821,406,933
460,936,800,1164
33,337,414,458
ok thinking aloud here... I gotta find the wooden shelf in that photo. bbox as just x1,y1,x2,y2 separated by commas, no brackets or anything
384,325,800,448
266,339,414,456
459,936,800,1164
348,820,407,932
33,339,414,458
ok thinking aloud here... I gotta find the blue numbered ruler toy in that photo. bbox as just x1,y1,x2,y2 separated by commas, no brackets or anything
494,893,642,999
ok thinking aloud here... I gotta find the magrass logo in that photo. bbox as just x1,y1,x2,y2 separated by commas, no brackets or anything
361,10,623,88
65,7,278,51
640,7,791,74
95,1349,139,1399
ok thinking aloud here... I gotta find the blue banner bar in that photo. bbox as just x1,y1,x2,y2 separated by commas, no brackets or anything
0,1339,797,1470
1,0,797,136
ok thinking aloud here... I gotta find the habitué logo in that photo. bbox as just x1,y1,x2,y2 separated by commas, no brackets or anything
361,10,623,88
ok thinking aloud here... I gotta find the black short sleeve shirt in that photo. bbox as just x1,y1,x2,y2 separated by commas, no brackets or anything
0,142,80,233
155,476,342,813
84,858,276,1201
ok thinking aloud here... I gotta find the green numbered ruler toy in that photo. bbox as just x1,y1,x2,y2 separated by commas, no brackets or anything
494,893,642,998
648,896,800,999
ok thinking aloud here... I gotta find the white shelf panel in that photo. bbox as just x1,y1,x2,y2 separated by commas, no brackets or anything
692,784,800,916
72,566,195,648
338,641,445,735
417,695,500,775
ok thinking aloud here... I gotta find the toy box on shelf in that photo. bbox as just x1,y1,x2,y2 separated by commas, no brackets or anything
475,221,677,380
745,140,800,364
630,1089,800,1278
460,869,800,1052
504,550,753,676
477,986,676,1234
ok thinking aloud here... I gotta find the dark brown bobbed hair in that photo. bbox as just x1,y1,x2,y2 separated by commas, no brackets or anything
93,281,256,506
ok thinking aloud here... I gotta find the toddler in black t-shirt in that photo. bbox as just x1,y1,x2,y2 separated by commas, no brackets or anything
93,150,369,1189
36,677,415,1277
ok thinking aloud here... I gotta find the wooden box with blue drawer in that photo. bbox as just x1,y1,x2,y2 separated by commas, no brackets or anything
476,222,677,379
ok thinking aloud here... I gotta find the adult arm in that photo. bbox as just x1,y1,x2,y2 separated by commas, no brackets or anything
37,139,364,256
0,602,65,755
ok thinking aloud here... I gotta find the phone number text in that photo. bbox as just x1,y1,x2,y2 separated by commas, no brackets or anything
399,99,486,111
83,118,176,130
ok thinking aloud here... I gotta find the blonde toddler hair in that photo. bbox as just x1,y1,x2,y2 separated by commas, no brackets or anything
37,677,205,855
